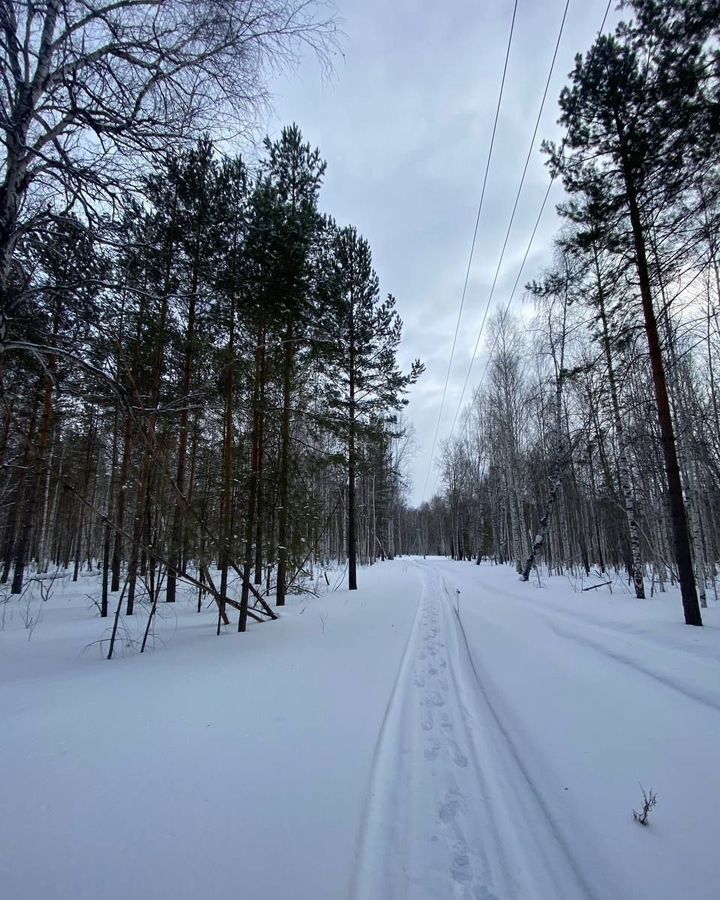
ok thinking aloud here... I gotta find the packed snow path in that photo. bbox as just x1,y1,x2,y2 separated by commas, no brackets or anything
2,557,719,900
351,561,600,900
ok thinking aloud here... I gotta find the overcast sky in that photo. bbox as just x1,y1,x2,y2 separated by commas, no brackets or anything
266,0,620,506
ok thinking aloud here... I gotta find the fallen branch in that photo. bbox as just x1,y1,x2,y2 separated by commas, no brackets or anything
201,565,264,625
228,562,277,619
61,476,268,633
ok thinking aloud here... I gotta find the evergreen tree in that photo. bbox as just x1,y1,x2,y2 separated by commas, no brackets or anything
164,138,224,604
262,125,326,607
322,225,423,590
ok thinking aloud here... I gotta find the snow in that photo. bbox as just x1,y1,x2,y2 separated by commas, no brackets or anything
1,559,719,899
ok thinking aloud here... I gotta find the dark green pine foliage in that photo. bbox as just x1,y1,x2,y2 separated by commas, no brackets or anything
237,126,326,623
108,200,172,604
212,155,250,611
322,225,423,590
0,124,425,636
262,124,326,606
236,177,279,629
164,138,225,604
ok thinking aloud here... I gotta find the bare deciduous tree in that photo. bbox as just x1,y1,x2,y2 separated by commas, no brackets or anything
0,0,335,340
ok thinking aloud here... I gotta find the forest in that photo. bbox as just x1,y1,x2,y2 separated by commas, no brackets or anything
1,0,719,647
0,1,422,651
412,0,720,628
3,3,720,900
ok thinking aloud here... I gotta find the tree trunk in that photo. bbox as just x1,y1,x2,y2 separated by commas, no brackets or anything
592,247,645,597
240,332,265,631
348,309,358,590
275,325,294,606
219,296,236,603
11,378,53,594
617,137,701,625
166,267,199,602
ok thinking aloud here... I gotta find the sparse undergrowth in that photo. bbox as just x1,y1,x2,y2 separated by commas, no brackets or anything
633,784,658,826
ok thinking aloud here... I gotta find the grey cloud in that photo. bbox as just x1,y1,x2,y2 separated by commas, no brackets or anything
267,0,621,503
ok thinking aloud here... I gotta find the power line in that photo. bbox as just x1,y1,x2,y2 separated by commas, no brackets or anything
420,0,519,504
476,177,555,400
468,0,614,411
424,0,612,500
445,0,571,445
428,176,556,497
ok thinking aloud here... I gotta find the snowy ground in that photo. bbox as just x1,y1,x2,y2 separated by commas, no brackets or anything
1,559,719,899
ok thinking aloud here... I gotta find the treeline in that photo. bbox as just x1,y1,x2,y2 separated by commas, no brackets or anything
0,2,422,640
416,0,719,626
2,129,422,626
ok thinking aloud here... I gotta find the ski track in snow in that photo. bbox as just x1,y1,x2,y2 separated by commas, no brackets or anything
349,560,607,900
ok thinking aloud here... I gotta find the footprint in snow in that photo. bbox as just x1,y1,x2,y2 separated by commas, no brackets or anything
424,691,445,708
452,747,469,768
439,791,463,824
475,886,500,900
424,737,441,760
451,850,472,885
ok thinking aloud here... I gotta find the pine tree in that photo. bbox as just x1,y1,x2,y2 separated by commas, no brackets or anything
165,138,223,604
322,225,423,590
263,125,326,606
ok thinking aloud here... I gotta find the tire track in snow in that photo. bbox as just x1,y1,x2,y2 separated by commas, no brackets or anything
535,614,720,714
444,564,720,716
349,560,608,900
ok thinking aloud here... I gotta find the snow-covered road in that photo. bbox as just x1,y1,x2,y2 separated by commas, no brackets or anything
2,558,719,900
352,561,599,900
359,558,720,900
